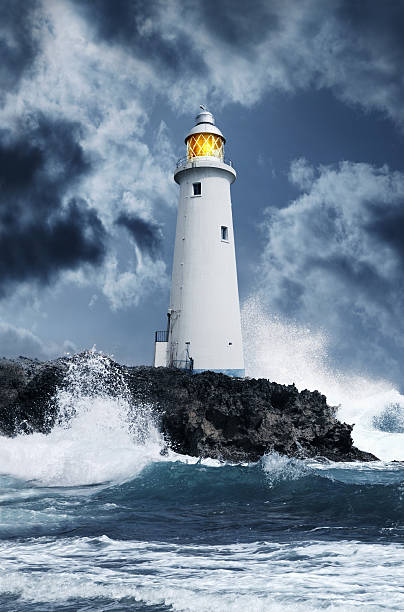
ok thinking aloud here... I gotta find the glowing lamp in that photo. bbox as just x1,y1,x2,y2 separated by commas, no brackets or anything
185,109,225,161
187,133,224,160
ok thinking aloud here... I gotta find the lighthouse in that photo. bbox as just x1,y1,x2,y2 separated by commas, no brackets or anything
154,108,244,377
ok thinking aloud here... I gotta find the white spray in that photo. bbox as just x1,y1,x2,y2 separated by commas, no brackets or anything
0,350,163,486
242,296,404,461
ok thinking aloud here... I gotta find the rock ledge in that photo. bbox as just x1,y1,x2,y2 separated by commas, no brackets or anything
0,356,378,462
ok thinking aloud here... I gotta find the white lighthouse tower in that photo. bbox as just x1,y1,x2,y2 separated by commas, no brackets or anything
154,108,244,377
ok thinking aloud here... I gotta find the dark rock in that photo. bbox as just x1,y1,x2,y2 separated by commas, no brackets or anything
0,356,378,462
0,357,68,435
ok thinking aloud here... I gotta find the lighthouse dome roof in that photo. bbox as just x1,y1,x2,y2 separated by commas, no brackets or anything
195,109,214,125
184,108,225,143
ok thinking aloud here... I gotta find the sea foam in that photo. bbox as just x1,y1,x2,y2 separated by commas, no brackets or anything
0,535,403,611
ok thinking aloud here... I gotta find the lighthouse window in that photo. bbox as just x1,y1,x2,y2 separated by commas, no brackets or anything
221,226,229,241
193,182,201,196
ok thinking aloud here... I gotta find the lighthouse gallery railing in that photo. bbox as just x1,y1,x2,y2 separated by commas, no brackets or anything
176,156,233,169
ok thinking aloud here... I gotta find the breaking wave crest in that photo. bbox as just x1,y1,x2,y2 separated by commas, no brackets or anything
0,351,164,486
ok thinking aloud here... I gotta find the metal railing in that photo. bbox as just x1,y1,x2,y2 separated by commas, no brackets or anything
176,156,233,169
155,330,168,342
176,156,188,168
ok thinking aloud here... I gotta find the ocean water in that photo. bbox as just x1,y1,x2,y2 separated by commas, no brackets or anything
1,312,404,610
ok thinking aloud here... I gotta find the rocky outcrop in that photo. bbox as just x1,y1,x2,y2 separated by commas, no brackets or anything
0,356,378,462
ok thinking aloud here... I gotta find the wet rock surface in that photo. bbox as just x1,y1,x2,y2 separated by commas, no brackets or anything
0,356,378,462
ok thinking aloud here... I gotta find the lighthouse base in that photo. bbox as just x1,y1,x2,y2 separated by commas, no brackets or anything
193,368,245,378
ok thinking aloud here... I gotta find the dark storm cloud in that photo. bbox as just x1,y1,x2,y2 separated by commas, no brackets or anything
0,116,91,203
0,0,40,98
116,212,161,258
0,198,105,293
0,115,106,295
72,0,206,74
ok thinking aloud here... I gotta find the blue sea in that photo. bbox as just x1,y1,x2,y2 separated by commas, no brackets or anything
0,353,403,611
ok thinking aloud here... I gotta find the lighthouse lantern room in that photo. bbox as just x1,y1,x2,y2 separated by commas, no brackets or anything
154,108,244,377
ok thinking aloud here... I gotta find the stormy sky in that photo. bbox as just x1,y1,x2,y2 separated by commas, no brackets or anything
1,0,404,390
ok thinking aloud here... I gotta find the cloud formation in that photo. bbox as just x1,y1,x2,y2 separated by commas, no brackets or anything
259,159,404,385
0,1,175,309
72,0,205,76
0,114,106,295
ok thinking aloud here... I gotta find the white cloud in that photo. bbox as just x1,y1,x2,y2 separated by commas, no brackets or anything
288,158,315,191
258,160,404,382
